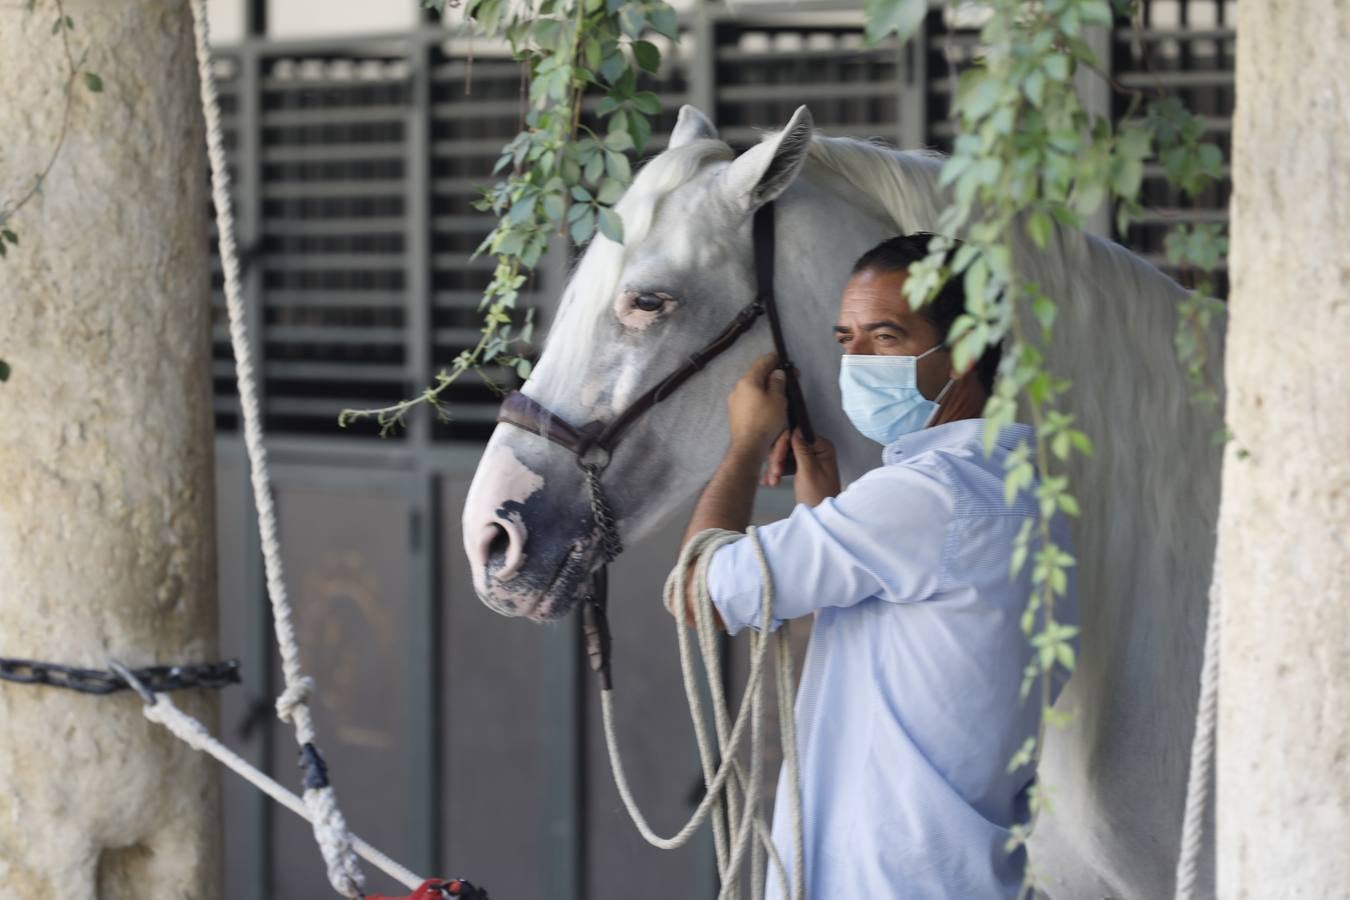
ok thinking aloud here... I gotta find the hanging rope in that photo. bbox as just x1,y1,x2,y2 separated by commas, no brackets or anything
160,2,370,894
1173,553,1222,900
601,527,805,900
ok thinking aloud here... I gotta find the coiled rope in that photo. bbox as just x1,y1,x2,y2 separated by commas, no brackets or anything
601,527,805,900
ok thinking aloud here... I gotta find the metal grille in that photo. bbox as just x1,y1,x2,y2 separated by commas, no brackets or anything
430,45,531,442
210,53,243,435
209,1,1235,442
1114,0,1235,292
258,51,413,437
713,18,907,147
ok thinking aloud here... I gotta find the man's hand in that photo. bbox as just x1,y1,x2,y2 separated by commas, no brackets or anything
763,428,841,506
728,353,788,456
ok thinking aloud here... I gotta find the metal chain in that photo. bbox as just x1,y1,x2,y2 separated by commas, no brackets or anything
0,657,240,696
583,463,625,563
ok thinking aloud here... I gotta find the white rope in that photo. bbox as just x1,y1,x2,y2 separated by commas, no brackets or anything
128,685,423,892
1173,553,1221,900
602,527,805,900
186,2,365,894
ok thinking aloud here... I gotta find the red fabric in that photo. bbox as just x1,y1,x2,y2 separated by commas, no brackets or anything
366,878,459,900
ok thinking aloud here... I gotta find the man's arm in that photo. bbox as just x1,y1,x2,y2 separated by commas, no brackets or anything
675,354,787,626
681,442,765,546
680,353,787,547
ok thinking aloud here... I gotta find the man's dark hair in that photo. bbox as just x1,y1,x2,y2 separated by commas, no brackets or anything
850,233,1003,395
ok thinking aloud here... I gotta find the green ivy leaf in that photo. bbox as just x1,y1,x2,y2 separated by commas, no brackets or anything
648,5,679,39
0,360,9,382
83,71,103,93
632,39,660,72
1026,209,1053,249
618,4,646,37
597,207,624,243
863,0,926,45
542,193,566,223
629,110,653,151
599,50,627,84
632,91,662,116
605,150,631,182
605,128,635,152
570,208,596,245
584,37,603,71
596,179,625,205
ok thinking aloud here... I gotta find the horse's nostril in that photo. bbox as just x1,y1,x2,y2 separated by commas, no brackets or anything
486,522,510,561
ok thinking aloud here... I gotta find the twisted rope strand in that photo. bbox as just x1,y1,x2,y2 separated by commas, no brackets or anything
601,528,804,900
140,692,423,891
187,2,364,893
1174,554,1222,900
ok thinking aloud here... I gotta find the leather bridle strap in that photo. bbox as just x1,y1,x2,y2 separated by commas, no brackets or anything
496,201,810,466
494,201,814,691
754,203,814,463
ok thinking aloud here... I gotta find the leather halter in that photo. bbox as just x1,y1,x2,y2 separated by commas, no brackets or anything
496,202,813,475
494,202,812,690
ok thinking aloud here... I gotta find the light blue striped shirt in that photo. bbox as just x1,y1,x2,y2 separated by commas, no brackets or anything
707,419,1077,899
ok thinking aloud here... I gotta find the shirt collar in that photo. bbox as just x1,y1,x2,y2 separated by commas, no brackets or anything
881,418,1034,466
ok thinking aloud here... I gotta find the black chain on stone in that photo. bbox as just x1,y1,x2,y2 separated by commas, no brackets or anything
0,657,240,696
583,463,624,564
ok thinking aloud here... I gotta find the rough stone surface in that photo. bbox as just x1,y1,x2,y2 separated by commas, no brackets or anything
1219,1,1350,895
0,2,222,897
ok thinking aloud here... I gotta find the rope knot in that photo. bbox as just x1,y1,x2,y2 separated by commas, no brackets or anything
276,675,315,724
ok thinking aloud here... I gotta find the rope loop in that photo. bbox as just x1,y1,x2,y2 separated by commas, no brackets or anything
276,675,316,724
600,527,803,900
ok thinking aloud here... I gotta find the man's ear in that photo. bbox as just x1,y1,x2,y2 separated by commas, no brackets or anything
670,105,719,148
720,105,814,213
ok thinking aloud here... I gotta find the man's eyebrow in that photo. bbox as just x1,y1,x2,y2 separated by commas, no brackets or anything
833,319,908,333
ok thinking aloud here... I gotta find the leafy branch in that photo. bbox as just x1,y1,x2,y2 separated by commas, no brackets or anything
868,0,1229,892
0,0,103,260
339,0,675,435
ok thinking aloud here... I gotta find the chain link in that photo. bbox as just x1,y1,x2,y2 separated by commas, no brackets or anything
583,463,625,564
0,657,240,696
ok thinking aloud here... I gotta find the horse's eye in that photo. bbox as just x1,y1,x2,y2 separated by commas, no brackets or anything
634,293,667,313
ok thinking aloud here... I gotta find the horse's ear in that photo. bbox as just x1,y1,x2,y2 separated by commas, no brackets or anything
670,105,719,148
722,105,814,213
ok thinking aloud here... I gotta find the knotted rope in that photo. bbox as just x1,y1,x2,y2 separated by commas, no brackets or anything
128,3,372,894
601,527,805,900
109,664,422,892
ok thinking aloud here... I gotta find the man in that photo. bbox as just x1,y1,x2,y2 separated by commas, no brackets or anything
676,234,1077,898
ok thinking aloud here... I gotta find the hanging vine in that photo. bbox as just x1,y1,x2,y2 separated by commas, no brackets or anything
869,0,1227,892
338,0,676,433
0,0,104,382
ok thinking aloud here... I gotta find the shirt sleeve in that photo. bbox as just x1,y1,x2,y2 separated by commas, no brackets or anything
705,463,953,634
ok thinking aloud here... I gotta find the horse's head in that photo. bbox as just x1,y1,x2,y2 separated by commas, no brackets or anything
463,105,816,620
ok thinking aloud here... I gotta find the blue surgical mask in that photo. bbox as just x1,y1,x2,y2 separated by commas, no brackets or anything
839,346,955,445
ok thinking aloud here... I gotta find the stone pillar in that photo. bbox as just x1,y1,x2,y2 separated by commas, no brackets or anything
1218,0,1350,895
0,2,222,897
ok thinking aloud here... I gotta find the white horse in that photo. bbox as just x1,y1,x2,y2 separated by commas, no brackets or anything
462,105,1222,899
